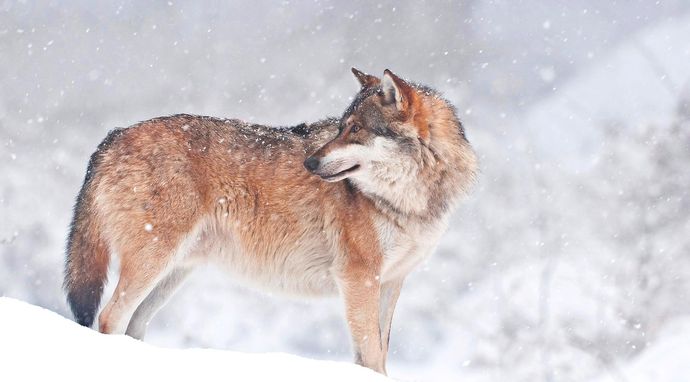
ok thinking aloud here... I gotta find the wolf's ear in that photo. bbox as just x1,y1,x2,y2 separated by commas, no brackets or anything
351,67,380,89
381,69,413,112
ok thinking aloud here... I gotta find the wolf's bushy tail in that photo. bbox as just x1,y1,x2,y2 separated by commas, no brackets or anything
63,141,115,328
64,182,110,327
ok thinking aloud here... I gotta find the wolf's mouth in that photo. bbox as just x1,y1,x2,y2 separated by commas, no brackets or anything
321,164,361,182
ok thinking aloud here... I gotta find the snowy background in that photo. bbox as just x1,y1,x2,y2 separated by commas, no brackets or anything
2,1,690,381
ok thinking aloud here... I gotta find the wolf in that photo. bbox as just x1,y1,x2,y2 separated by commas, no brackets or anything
63,68,477,374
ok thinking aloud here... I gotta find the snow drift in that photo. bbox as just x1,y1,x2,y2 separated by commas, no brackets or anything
0,297,391,382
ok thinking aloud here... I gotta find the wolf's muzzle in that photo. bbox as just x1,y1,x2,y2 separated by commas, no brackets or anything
303,156,320,173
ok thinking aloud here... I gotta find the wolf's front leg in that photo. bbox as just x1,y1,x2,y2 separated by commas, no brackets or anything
338,260,386,374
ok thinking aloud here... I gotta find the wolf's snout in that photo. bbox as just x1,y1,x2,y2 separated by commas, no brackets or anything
304,156,320,172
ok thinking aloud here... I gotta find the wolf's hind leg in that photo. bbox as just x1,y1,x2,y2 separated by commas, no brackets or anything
125,267,192,340
98,242,176,335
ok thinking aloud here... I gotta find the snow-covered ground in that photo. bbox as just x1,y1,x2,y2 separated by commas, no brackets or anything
4,295,689,382
0,297,390,382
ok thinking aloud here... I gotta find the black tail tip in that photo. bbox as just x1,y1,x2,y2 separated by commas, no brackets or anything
66,288,101,328
74,311,96,328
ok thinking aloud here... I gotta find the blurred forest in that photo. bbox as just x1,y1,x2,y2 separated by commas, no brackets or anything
1,1,689,381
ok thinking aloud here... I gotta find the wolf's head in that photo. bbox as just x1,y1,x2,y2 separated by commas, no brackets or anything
305,68,476,215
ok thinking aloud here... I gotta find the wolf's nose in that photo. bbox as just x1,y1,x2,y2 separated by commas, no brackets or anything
304,156,320,172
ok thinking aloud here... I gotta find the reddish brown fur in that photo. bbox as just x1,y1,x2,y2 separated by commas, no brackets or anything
64,69,477,376
66,115,390,336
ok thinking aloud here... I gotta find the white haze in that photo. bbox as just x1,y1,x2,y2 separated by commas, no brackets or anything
1,1,690,381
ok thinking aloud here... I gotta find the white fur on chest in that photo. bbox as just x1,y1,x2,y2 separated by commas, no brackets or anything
377,215,450,282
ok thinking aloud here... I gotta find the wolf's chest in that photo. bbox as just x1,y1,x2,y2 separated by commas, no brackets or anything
376,218,449,282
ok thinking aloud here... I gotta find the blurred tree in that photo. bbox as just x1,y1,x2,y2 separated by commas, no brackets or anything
583,94,690,362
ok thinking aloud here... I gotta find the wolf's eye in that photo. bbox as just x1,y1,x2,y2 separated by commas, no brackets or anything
351,124,361,133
